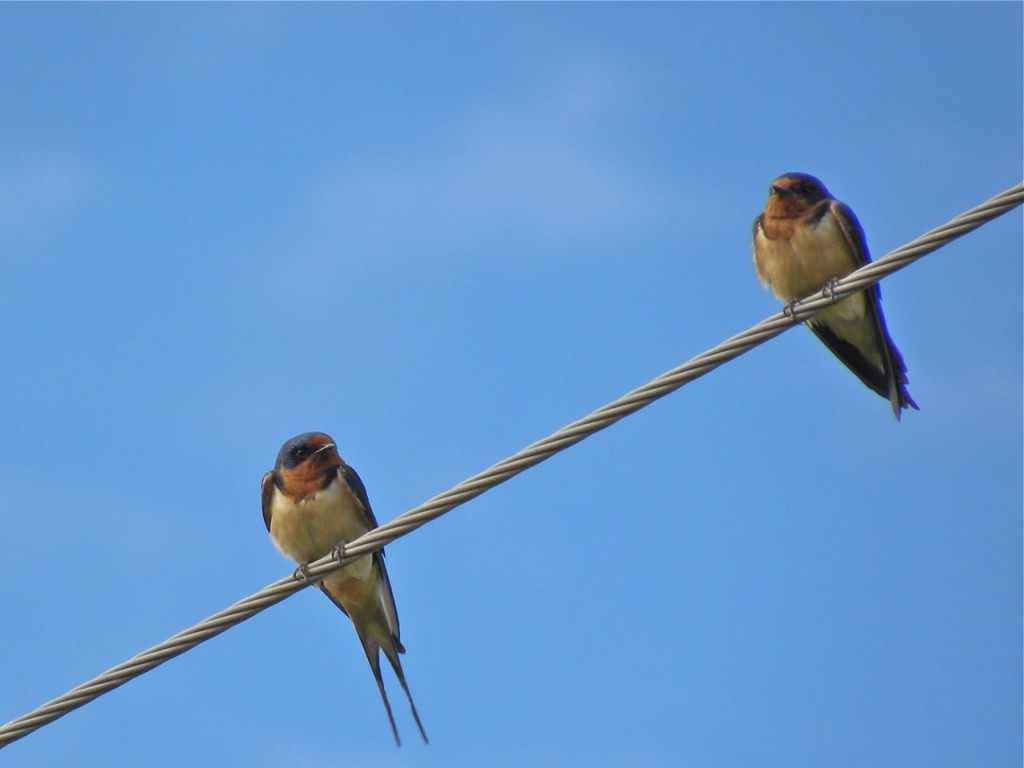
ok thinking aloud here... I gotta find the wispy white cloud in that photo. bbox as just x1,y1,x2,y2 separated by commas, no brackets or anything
279,59,719,274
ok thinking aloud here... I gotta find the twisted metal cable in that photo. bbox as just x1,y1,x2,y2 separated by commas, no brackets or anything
2,181,1020,749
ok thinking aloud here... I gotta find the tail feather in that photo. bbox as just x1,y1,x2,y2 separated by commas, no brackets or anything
365,649,402,746
382,644,429,744
809,320,918,419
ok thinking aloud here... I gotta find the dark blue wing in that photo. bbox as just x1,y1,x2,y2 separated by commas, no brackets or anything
339,462,379,529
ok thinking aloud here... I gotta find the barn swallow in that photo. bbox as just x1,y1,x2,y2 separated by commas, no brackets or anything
752,172,918,419
261,432,427,746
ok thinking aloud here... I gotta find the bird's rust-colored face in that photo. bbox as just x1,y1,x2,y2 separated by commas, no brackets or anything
763,173,829,219
275,431,343,501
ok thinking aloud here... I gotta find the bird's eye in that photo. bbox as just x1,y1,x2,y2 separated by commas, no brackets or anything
294,446,309,459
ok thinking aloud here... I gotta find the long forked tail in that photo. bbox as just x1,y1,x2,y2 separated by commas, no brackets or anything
383,645,429,744
366,652,402,746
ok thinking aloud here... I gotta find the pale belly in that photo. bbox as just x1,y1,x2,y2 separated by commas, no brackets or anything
268,480,372,569
754,213,857,302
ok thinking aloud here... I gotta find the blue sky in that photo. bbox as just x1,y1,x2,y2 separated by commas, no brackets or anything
1,4,1020,766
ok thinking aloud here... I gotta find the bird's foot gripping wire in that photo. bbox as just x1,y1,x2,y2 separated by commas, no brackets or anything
783,299,801,322
330,541,347,562
822,277,840,302
292,563,315,585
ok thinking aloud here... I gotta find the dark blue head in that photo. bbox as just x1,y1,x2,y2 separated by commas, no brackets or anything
769,172,831,203
276,432,337,471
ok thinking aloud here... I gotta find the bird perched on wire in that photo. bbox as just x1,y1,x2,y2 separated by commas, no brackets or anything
752,172,919,419
261,431,428,745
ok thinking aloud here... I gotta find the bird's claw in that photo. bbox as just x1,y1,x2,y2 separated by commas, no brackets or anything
783,299,801,321
292,563,314,585
330,541,347,562
822,277,840,302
